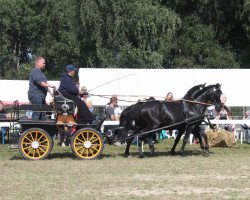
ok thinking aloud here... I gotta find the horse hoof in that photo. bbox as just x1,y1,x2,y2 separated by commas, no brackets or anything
202,151,209,157
139,154,144,158
171,150,176,155
150,146,155,154
125,154,132,158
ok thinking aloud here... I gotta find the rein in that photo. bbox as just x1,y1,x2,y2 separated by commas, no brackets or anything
181,98,213,106
89,93,213,106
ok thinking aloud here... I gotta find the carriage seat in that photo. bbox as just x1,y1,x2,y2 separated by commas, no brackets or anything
54,90,76,114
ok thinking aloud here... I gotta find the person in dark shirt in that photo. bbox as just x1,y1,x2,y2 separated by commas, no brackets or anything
58,65,95,124
28,57,56,120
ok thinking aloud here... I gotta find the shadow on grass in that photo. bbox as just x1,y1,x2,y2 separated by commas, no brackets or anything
113,149,216,158
47,152,75,160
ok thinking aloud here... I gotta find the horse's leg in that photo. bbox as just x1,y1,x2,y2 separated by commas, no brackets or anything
193,126,204,149
137,124,159,157
200,128,209,157
144,134,155,155
125,137,134,157
138,136,144,158
180,126,194,156
171,129,184,154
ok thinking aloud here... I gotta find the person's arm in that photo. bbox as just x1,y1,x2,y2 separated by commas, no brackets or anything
40,81,56,89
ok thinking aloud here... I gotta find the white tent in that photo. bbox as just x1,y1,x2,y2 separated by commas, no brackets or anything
0,80,59,104
0,69,249,107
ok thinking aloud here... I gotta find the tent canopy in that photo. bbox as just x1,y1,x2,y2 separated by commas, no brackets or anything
0,69,249,107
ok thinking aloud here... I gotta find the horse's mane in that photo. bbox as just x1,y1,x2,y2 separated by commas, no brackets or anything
183,83,206,100
194,84,218,99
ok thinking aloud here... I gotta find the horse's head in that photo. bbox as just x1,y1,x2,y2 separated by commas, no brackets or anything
201,83,222,111
184,83,206,100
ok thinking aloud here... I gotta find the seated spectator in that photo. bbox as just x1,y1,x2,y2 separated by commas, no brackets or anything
105,96,119,121
0,100,7,118
165,92,173,101
114,103,122,121
104,95,122,145
216,93,236,142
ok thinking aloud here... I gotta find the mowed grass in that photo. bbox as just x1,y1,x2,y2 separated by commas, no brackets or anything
0,138,250,200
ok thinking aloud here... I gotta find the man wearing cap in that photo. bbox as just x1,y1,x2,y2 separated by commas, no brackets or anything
58,65,95,124
28,57,56,120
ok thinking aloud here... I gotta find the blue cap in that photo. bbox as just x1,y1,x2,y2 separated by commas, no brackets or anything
66,65,78,72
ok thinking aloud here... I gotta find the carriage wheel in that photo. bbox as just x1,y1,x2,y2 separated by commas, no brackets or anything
18,128,52,160
71,128,104,160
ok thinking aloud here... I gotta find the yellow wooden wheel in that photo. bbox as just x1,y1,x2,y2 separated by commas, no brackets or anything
71,128,104,159
18,128,52,160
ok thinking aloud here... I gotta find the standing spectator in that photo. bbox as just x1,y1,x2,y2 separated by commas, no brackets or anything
28,57,56,120
58,65,95,124
81,86,93,113
242,110,250,144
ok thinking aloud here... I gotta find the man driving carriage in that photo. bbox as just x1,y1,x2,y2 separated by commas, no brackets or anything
58,65,95,124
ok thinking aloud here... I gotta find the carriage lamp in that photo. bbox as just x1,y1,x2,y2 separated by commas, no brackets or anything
61,103,70,112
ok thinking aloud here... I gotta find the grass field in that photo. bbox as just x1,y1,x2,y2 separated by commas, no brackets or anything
0,138,250,200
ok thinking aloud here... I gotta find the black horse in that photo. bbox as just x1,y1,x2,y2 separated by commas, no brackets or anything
118,98,156,156
118,83,222,157
118,84,207,157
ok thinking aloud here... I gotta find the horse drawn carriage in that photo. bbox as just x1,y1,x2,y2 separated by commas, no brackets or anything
3,83,223,160
7,90,106,160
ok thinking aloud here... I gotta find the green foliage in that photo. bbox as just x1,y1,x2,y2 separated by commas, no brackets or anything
171,16,239,68
0,0,249,79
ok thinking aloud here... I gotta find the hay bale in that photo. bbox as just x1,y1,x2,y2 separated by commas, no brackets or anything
206,128,234,147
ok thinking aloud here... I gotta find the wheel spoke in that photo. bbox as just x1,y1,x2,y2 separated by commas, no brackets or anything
91,144,100,150
35,131,38,141
29,132,35,141
76,146,84,152
39,139,48,144
25,136,33,143
89,148,95,156
38,146,46,153
76,137,85,143
91,137,99,143
37,134,43,142
23,142,31,145
39,144,48,148
85,148,89,157
89,133,95,141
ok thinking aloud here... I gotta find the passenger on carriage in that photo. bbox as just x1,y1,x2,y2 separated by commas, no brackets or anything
58,65,95,124
28,57,56,120
80,86,93,113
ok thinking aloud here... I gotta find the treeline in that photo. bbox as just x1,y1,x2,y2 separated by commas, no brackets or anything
0,0,249,80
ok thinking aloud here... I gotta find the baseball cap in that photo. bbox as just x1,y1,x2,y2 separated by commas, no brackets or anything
66,64,78,72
